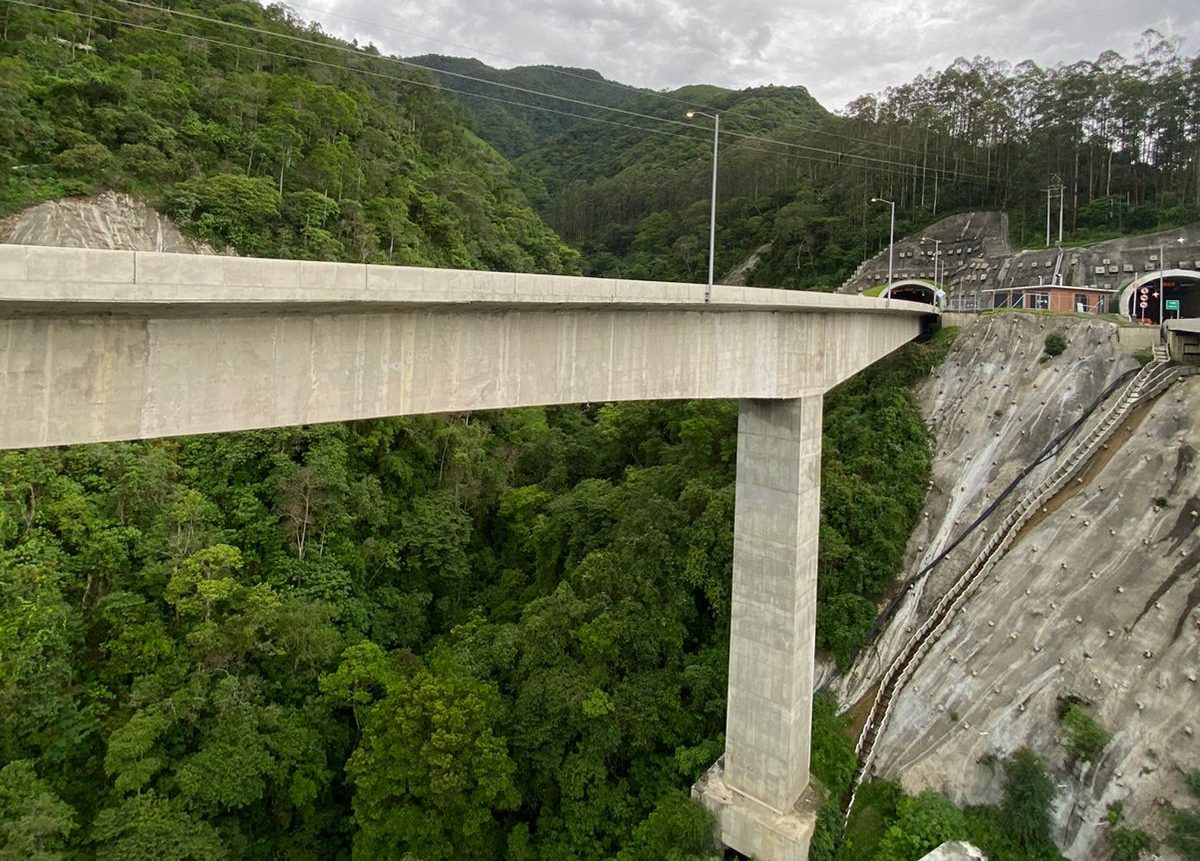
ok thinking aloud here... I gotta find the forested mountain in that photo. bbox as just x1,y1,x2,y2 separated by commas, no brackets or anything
0,0,576,272
845,35,1200,245
0,1,940,859
432,33,1200,289
407,55,638,159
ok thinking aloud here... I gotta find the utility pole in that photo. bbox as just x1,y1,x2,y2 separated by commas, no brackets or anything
1045,176,1064,247
1058,183,1065,244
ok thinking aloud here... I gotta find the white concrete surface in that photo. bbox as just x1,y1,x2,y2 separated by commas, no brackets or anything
725,396,823,811
0,243,932,861
919,842,987,860
695,398,824,858
693,757,819,861
0,244,929,450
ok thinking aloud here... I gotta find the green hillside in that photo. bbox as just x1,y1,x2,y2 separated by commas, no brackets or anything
0,1,576,273
407,54,637,159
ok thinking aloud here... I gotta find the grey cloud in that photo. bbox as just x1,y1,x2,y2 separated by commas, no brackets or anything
293,0,1200,110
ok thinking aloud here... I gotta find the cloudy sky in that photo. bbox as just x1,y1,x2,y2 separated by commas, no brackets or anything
282,0,1198,111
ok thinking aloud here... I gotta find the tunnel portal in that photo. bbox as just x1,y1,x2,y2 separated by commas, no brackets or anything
1120,270,1200,324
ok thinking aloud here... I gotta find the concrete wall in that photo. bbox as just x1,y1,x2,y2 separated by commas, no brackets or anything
0,245,929,450
1116,325,1158,353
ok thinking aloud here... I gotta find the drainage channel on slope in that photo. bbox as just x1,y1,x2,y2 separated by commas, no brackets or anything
845,345,1186,818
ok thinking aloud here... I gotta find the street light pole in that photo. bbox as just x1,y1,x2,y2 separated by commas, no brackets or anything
1160,236,1188,325
872,197,895,307
687,109,719,303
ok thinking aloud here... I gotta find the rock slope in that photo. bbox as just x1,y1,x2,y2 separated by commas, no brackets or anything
840,314,1139,705
0,191,218,253
847,314,1198,859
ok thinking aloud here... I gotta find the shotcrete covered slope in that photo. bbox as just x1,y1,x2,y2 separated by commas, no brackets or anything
840,315,1140,705
849,313,1200,859
0,192,218,253
872,376,1198,858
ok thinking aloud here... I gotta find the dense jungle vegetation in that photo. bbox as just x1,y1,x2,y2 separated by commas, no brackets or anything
0,0,1195,858
0,0,576,272
0,1,941,858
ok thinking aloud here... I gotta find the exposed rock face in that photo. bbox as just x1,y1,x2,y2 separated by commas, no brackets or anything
0,191,218,253
847,314,1199,860
918,842,987,861
841,314,1139,704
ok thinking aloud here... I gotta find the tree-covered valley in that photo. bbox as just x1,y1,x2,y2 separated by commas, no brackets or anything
0,1,936,858
420,32,1200,289
1,1,1198,859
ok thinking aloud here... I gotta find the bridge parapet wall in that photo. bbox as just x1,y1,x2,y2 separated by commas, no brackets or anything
0,244,929,450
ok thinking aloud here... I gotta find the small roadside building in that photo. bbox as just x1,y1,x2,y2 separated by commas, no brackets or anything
983,285,1115,314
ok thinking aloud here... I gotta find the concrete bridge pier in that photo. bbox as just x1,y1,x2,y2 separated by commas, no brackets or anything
693,395,823,861
0,244,934,859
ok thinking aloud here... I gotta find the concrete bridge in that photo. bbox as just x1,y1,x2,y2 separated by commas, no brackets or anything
0,243,934,860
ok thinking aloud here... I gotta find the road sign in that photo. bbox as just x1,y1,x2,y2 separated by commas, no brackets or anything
1165,299,1180,311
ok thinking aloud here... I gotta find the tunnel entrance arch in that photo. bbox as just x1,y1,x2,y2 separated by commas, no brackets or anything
882,279,945,308
1118,270,1200,323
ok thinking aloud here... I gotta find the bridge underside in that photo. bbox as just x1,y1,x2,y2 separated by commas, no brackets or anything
0,245,927,451
0,244,932,861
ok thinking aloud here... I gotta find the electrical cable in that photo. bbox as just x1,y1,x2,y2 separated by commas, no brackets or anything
280,0,992,170
85,0,1000,184
815,360,1142,695
10,0,1000,185
278,0,706,110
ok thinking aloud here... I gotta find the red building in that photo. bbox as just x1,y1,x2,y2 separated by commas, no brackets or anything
983,285,1115,314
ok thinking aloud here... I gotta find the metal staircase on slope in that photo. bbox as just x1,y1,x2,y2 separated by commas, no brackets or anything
846,343,1185,814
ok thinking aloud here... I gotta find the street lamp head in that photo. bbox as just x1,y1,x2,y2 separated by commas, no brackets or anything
686,110,696,118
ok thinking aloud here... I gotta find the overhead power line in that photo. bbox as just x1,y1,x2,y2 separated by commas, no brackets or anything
279,0,990,168
279,0,706,111
95,0,1000,184
4,0,1000,185
106,0,702,131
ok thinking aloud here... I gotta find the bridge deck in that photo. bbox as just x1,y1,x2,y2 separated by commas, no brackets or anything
0,243,935,861
0,244,931,315
0,244,932,451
